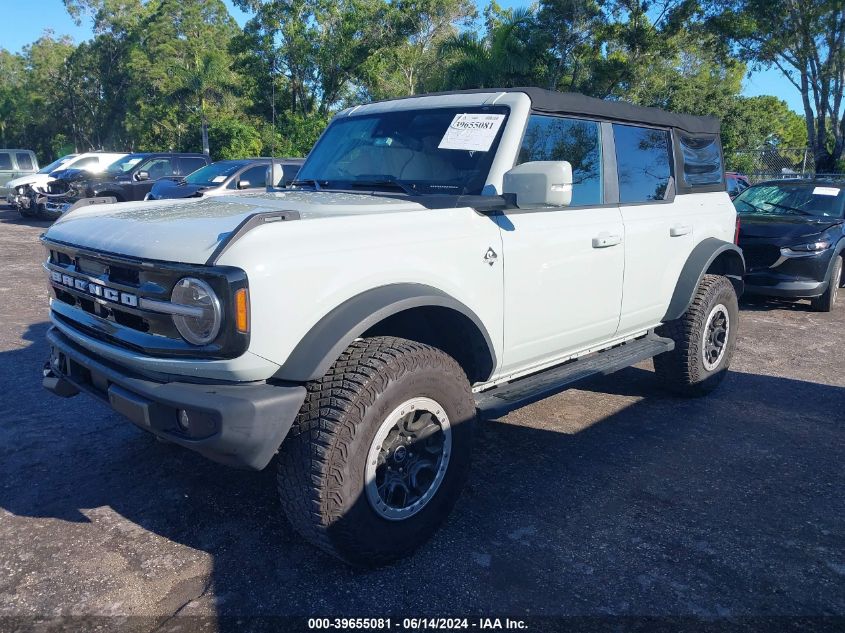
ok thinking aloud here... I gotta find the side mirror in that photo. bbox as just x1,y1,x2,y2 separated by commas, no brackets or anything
237,180,251,189
135,170,150,181
502,161,573,208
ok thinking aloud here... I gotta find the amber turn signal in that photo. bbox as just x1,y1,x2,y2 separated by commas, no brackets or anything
235,288,249,333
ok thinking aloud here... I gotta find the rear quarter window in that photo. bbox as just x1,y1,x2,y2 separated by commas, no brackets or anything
680,135,723,186
15,152,34,171
0,153,12,170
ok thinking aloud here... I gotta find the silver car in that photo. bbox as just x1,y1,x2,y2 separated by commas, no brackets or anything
1,149,39,202
145,158,303,201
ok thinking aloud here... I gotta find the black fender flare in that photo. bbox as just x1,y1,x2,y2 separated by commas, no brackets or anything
274,283,497,382
822,236,845,288
663,238,745,321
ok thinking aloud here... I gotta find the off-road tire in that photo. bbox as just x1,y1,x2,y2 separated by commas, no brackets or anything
654,274,738,397
810,255,842,313
277,336,476,567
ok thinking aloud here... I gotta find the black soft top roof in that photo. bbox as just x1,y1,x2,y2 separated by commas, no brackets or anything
420,87,720,135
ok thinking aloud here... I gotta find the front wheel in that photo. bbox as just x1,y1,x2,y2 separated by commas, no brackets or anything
654,274,739,397
277,337,476,566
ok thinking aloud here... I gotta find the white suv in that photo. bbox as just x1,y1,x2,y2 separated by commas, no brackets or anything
40,88,744,566
9,151,126,214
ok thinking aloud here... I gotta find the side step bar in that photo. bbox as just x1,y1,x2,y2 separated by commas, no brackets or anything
475,333,674,416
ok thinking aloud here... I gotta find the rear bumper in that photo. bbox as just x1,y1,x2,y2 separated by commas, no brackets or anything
43,327,306,470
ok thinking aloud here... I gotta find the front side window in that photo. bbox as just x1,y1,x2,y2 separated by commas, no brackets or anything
15,152,34,170
680,135,722,186
69,156,99,170
296,105,510,195
518,114,603,206
106,155,145,175
238,165,267,188
613,124,673,203
139,158,173,180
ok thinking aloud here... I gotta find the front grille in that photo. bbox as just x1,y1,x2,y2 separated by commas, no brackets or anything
43,239,250,359
46,243,181,339
742,244,781,271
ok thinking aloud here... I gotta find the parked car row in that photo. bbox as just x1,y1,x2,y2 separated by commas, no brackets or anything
4,150,302,219
4,143,841,316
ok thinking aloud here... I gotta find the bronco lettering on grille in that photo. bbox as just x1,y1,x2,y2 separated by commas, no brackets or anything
50,270,139,307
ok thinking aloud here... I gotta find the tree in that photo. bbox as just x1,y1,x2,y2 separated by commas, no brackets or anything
360,0,476,98
700,0,845,171
439,6,542,89
535,0,607,93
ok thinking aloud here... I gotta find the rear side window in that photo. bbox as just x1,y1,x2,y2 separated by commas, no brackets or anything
680,135,722,186
15,152,34,170
0,153,12,170
518,114,603,206
613,124,672,203
180,157,207,175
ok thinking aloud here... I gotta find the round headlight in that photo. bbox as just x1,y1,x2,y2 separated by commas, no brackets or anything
170,277,221,345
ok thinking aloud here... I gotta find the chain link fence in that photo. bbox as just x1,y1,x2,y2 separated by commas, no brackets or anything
726,148,815,182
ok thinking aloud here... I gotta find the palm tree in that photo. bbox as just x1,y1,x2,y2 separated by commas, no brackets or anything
173,51,234,155
439,8,537,89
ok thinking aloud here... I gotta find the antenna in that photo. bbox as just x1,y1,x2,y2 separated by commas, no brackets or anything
268,53,280,191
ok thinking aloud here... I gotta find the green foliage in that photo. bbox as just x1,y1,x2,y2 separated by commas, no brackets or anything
207,116,263,159
698,0,845,170
0,0,833,177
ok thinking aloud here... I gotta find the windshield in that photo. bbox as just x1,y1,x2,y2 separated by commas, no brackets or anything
295,105,510,195
734,183,845,218
39,155,77,174
185,161,250,186
105,154,145,175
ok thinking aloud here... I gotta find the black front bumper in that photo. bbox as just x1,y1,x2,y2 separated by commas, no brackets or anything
43,327,306,470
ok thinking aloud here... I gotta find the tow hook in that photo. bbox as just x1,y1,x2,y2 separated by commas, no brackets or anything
42,361,80,398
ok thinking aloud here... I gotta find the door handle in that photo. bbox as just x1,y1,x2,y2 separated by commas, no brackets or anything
670,224,691,237
592,233,622,248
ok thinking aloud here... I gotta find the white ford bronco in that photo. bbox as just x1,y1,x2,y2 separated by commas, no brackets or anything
41,88,744,566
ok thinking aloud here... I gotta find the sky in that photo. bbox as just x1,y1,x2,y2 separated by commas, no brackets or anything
2,0,804,114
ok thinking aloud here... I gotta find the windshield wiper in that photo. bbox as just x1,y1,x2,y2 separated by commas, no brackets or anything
291,179,323,191
347,177,419,196
767,201,814,216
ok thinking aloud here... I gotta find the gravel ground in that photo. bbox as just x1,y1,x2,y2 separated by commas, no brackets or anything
0,207,843,631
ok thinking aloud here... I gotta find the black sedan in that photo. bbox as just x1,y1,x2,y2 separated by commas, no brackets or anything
735,179,845,311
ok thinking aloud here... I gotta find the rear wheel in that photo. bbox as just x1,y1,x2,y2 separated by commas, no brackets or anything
654,274,739,397
277,336,476,566
810,255,842,313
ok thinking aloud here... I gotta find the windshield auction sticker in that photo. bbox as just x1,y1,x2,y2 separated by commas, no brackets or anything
438,113,506,152
813,186,841,196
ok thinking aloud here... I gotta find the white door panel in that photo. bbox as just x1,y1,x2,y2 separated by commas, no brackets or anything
498,207,624,373
618,202,693,333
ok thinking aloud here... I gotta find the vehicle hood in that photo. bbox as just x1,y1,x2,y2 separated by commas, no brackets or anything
738,213,842,243
50,168,97,184
149,179,208,200
7,173,49,189
43,190,429,264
